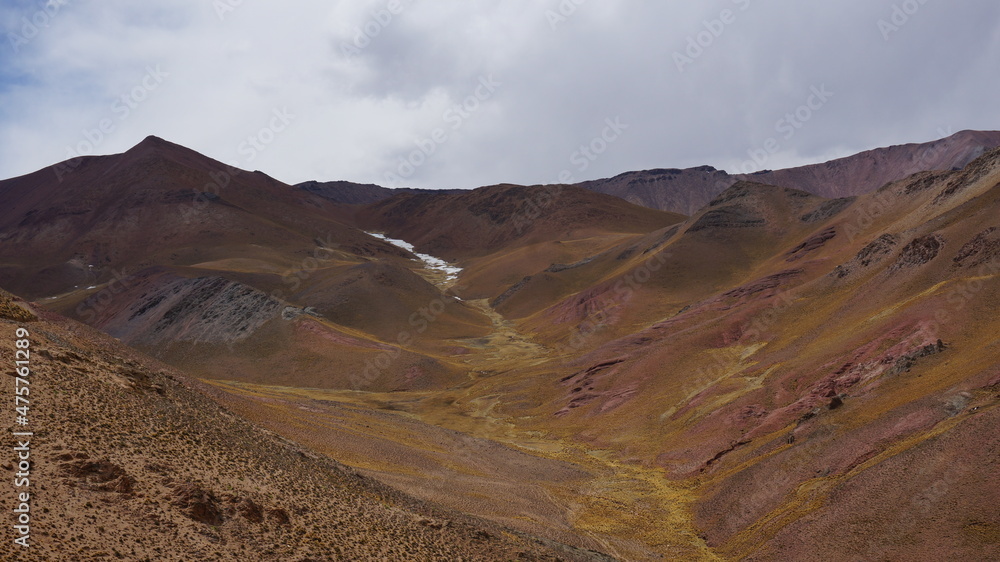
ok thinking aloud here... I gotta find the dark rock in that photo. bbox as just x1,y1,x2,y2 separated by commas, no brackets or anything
891,234,945,271
689,206,766,232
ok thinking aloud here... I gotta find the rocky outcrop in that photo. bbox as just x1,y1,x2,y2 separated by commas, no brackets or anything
833,233,900,278
688,206,766,232
891,234,945,271
800,197,854,223
101,272,283,346
953,227,1000,268
786,227,837,262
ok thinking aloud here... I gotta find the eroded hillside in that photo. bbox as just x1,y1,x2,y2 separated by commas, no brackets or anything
0,289,610,561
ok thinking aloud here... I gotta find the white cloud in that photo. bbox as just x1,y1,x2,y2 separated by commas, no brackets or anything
2,0,999,188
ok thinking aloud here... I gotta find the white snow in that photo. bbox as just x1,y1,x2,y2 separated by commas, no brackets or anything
366,232,462,282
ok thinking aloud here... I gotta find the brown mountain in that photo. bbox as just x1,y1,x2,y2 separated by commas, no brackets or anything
297,179,465,206
579,129,1000,213
465,148,1000,560
0,135,402,299
216,147,1000,559
298,130,1000,218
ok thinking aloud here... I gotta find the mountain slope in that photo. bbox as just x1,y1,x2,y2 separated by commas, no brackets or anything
297,179,465,205
456,148,1000,560
0,135,403,299
579,129,1000,213
355,182,686,261
0,288,609,561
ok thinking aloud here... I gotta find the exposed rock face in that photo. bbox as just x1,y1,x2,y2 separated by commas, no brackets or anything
688,206,766,231
786,227,837,262
490,275,532,308
933,146,1000,203
834,233,900,278
892,234,945,271
857,233,901,267
57,453,135,494
172,482,226,526
800,197,854,223
100,271,283,346
953,227,1000,268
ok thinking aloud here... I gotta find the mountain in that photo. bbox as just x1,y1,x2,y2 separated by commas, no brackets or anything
354,182,685,259
4,135,1000,560
0,288,608,560
0,135,397,299
744,129,1000,198
297,179,465,206
579,129,1000,214
0,136,495,392
577,165,734,215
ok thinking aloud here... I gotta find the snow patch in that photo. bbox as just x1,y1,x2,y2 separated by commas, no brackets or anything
367,232,462,282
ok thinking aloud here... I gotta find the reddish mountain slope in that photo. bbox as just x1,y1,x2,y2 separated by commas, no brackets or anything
744,129,1000,198
465,148,1000,560
580,129,1000,213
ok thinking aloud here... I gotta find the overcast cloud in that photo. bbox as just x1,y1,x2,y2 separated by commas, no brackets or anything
2,0,999,189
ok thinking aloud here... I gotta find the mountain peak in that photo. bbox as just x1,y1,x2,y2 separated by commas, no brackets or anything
126,134,183,155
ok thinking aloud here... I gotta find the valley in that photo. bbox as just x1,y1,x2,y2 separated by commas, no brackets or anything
2,131,999,560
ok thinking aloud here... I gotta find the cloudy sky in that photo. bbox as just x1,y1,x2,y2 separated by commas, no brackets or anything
2,0,999,189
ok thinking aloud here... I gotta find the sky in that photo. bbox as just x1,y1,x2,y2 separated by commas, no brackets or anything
1,1,999,190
